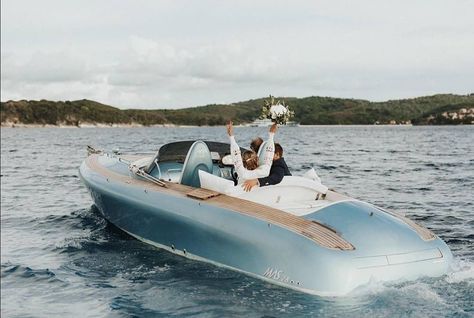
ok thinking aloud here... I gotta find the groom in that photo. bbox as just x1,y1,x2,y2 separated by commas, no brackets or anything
242,143,291,192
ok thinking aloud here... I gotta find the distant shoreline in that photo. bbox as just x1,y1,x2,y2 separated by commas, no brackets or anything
5,123,473,129
2,95,473,127
0,122,174,128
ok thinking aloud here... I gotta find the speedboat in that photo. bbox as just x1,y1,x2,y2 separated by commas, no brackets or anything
79,141,453,296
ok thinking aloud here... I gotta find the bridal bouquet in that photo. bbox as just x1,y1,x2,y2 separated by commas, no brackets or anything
260,95,295,125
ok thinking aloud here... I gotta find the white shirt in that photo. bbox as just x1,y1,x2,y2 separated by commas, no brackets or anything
229,132,275,183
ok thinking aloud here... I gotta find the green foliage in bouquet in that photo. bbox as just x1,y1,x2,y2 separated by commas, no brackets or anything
260,95,295,125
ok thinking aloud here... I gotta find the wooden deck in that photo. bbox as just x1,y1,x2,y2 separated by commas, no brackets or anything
86,155,355,250
88,154,436,246
381,209,435,241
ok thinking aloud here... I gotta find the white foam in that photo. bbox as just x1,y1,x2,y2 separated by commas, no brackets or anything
445,257,474,284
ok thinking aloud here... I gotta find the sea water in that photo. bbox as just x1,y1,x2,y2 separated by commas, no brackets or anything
1,126,473,317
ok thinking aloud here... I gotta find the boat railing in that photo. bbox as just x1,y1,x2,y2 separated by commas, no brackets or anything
126,155,167,188
134,167,167,188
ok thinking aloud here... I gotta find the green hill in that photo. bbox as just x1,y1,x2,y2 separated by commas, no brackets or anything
1,94,473,126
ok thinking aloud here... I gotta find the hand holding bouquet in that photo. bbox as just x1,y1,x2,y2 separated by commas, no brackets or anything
260,95,295,125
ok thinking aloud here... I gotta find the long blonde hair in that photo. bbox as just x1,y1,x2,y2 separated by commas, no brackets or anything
242,150,258,170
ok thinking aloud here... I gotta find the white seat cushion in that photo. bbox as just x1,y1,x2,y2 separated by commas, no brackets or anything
199,170,234,193
278,176,328,194
302,167,321,183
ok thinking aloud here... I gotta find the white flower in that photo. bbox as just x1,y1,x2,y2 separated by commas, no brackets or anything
270,104,287,117
260,96,295,124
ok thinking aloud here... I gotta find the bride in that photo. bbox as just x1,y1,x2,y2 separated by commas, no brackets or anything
226,121,277,187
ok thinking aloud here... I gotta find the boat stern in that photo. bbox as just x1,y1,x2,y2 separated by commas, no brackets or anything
302,200,453,294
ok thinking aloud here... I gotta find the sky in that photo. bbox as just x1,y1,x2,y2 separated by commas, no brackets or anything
1,0,473,109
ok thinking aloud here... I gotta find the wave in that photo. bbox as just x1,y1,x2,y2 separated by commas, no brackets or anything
446,258,474,284
1,263,63,284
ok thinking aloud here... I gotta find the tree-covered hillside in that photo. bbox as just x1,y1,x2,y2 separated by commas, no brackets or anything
1,94,473,126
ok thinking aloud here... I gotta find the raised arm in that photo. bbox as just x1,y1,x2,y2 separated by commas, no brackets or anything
260,123,277,168
227,121,245,176
240,124,277,191
235,124,277,182
227,121,278,183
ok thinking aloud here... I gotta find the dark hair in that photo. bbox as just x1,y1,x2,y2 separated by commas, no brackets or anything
274,143,283,157
250,137,263,153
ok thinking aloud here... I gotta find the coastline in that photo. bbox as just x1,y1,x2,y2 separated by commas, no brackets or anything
0,121,414,128
3,95,473,128
0,122,177,128
0,123,232,128
3,122,472,128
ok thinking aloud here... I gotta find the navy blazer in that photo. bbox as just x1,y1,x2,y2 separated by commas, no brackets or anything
258,157,292,186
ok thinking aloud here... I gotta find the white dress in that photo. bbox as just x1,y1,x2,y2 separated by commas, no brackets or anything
229,132,275,183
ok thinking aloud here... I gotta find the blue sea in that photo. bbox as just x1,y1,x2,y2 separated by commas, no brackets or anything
1,126,473,317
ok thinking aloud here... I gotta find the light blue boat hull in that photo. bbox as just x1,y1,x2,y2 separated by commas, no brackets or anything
79,154,453,296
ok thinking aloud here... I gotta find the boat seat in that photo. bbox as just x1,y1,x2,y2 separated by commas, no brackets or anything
179,141,213,188
230,176,328,206
199,170,236,194
278,176,328,194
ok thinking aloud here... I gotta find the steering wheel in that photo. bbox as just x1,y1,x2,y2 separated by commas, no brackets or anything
230,166,238,186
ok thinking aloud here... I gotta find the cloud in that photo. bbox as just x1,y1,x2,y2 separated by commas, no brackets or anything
1,1,473,108
2,51,92,83
109,36,306,85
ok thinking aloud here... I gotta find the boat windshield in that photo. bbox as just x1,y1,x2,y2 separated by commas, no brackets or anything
156,141,247,163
